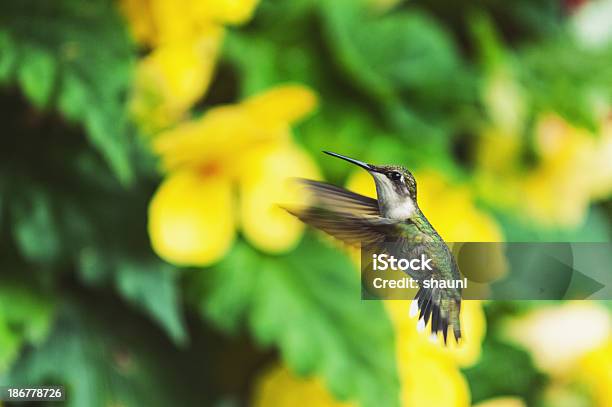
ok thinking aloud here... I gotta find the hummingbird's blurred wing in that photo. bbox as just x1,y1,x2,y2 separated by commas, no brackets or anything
297,179,380,216
285,179,403,246
285,206,401,246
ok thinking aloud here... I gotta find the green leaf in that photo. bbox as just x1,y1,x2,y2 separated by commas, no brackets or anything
115,259,187,345
0,0,136,183
0,31,16,81
77,248,188,346
518,38,612,132
196,237,400,407
0,178,4,231
2,300,202,407
463,336,545,405
0,283,54,373
10,187,62,263
492,206,612,242
321,0,461,100
17,48,56,107
198,242,258,333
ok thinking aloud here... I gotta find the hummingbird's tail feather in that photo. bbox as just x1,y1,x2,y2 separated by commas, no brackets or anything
413,286,462,345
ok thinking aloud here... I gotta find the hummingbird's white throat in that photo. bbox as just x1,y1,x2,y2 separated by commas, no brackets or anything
371,172,416,220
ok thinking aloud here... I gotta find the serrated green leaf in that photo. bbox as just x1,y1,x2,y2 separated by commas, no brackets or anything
0,0,136,183
197,237,400,407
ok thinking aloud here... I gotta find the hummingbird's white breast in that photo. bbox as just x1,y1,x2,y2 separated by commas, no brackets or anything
371,172,416,220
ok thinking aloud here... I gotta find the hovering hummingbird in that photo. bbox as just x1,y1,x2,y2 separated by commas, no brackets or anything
286,151,462,344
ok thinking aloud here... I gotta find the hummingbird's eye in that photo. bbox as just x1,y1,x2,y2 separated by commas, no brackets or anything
388,171,402,181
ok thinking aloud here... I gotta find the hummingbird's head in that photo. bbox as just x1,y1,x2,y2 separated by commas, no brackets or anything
323,151,417,220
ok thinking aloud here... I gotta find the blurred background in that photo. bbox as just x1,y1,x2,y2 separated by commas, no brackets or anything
1,0,612,406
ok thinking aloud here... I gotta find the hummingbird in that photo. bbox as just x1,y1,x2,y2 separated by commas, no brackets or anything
286,151,462,344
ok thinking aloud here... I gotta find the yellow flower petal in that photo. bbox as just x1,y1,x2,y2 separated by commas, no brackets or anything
152,84,318,172
473,397,527,407
240,141,320,253
121,0,259,46
120,0,157,45
152,105,256,172
483,68,526,135
425,300,486,367
148,0,217,45
385,301,474,407
400,354,470,407
148,170,235,266
503,302,611,375
243,85,318,128
345,169,377,199
414,171,503,243
579,339,612,407
131,31,223,131
475,113,612,227
387,300,486,368
193,0,260,25
252,365,355,407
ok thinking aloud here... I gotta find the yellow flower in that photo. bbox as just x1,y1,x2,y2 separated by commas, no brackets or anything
579,338,612,407
473,397,527,407
148,85,319,266
121,0,258,49
521,114,612,226
120,0,260,130
482,67,526,137
252,365,355,407
148,169,235,266
386,298,486,367
509,304,612,407
130,32,223,132
503,301,611,375
476,113,612,227
384,301,476,407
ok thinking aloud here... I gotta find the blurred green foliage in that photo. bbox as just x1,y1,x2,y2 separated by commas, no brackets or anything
0,0,135,183
193,237,398,406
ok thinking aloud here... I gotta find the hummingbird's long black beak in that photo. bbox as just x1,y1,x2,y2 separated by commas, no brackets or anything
323,151,378,172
